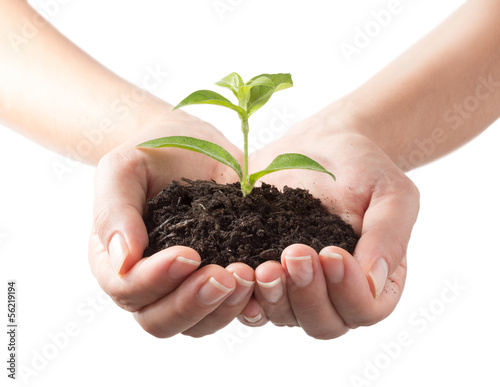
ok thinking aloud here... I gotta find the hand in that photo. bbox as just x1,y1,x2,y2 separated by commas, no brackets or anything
241,116,420,339
89,110,256,338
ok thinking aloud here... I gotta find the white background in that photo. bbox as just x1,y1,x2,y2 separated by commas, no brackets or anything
2,0,499,386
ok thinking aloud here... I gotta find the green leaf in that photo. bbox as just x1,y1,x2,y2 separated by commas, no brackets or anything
245,73,293,116
246,76,275,88
137,136,243,180
215,72,244,98
247,153,335,188
235,77,273,111
173,90,245,117
237,85,252,111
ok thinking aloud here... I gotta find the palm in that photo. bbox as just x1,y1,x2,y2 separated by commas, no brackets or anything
249,130,419,324
88,113,250,339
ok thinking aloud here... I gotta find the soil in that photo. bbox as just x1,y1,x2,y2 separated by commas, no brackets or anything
143,179,358,269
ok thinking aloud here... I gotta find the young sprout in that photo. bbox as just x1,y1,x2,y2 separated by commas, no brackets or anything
137,72,335,196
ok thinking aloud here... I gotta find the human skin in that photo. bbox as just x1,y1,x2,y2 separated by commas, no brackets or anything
242,0,500,337
240,0,500,337
2,0,500,338
0,0,255,337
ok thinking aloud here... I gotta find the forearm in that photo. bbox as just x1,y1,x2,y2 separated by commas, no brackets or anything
318,0,500,171
0,0,170,165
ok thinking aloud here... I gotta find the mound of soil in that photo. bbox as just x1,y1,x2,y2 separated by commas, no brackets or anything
143,179,358,269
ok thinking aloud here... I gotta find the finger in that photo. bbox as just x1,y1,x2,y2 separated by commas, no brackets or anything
253,260,298,327
282,244,349,339
355,170,419,298
93,148,150,275
134,265,236,338
238,297,269,327
182,263,255,338
319,246,407,328
89,236,200,312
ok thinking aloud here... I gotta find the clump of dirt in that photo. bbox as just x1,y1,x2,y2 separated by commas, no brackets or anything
143,179,358,269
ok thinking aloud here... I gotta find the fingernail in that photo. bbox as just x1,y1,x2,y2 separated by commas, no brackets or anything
225,273,254,306
368,258,389,299
197,277,234,306
108,233,129,275
320,251,345,284
256,277,283,303
285,255,313,287
168,256,200,281
243,313,263,324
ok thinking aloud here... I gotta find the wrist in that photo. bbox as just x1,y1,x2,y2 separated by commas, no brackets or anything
281,98,414,171
94,95,201,164
295,98,410,170
283,98,374,151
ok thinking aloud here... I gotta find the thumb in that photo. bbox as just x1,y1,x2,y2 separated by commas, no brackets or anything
356,172,420,298
93,149,149,275
316,172,419,328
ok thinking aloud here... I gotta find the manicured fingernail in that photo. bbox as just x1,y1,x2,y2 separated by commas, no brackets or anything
320,251,345,284
168,256,200,281
197,277,234,306
225,273,254,306
256,277,283,303
108,233,129,275
243,313,263,323
285,255,313,287
368,258,389,299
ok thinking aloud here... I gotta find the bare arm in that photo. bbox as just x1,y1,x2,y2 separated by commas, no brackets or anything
0,0,169,165
245,0,500,337
0,0,254,339
314,0,500,170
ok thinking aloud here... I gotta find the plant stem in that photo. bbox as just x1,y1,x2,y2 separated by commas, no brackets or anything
241,118,251,196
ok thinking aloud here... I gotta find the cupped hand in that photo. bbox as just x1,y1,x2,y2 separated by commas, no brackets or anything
89,109,256,338
242,116,420,339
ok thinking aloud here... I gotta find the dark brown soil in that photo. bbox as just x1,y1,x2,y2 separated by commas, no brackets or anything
143,179,358,269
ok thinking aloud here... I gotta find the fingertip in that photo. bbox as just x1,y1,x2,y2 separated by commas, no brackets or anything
226,262,255,284
367,257,389,299
108,233,130,275
239,297,267,327
255,260,284,283
320,245,374,300
202,264,237,292
319,246,352,259
157,245,202,264
223,263,255,306
195,265,236,307
112,229,148,275
280,243,318,264
281,244,318,288
147,246,201,281
319,246,348,285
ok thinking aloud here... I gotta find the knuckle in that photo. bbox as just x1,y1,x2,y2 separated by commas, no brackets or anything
345,320,362,330
99,147,145,177
380,167,418,198
304,321,350,340
105,282,141,313
344,313,383,329
170,300,198,326
263,307,295,326
403,180,421,211
113,298,140,313
93,205,114,245
134,314,169,339
182,330,210,339
309,329,348,341
271,321,297,328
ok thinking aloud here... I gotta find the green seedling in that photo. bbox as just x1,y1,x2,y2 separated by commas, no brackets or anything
137,72,335,196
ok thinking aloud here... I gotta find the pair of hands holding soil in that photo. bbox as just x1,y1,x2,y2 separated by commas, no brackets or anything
89,107,419,339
